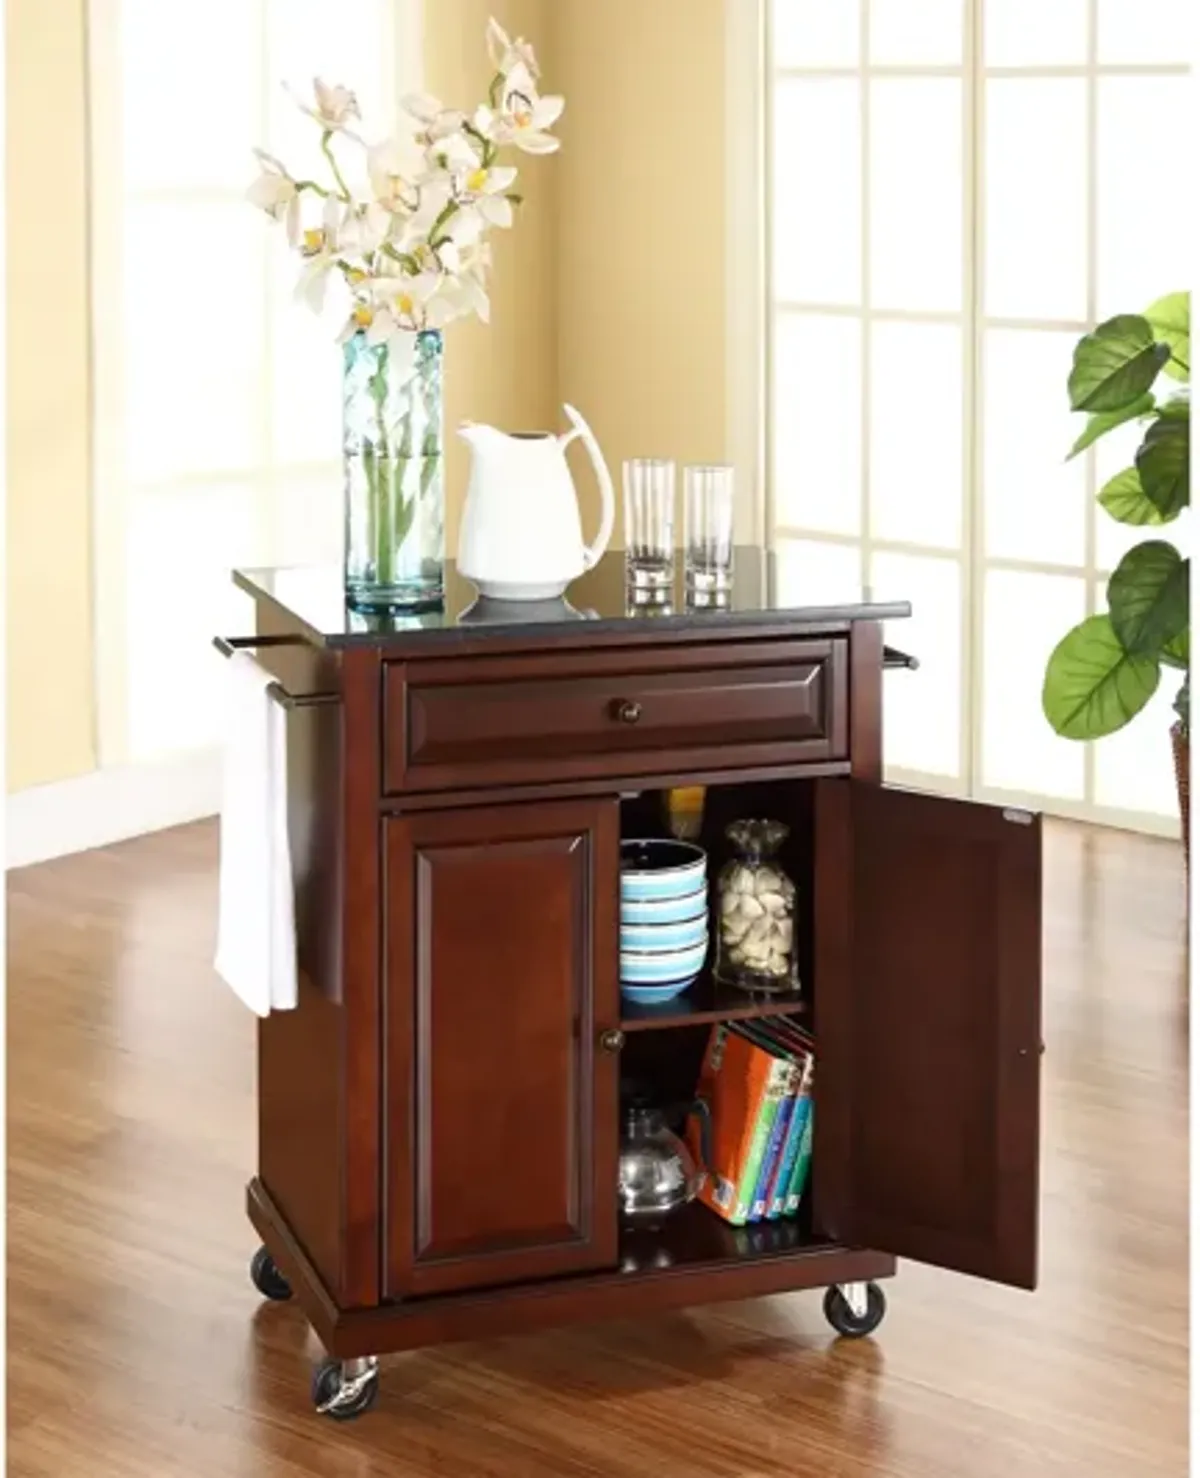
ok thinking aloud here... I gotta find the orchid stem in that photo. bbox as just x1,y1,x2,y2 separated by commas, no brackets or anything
320,131,352,201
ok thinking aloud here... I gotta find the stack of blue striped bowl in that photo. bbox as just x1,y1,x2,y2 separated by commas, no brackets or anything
619,840,709,1004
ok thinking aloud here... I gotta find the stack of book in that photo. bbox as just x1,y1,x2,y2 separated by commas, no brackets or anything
686,1019,814,1228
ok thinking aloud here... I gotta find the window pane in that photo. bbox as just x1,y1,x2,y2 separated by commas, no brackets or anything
269,235,343,466
1098,0,1192,63
124,204,265,483
267,0,394,169
773,539,863,605
871,552,962,778
870,321,962,549
121,0,258,191
773,79,861,306
1097,78,1192,319
983,570,1086,799
773,314,862,535
125,485,263,761
869,80,961,313
870,0,963,64
986,80,1087,321
772,0,859,67
986,0,1087,64
269,470,344,569
1091,615,1180,817
984,330,1086,566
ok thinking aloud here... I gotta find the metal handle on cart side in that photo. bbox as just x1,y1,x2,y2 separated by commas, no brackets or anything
213,636,341,710
883,646,920,672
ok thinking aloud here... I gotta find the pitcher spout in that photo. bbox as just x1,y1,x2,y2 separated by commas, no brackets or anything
458,420,506,449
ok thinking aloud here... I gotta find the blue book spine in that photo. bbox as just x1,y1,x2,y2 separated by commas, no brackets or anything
784,1097,814,1216
766,1083,807,1220
752,1089,796,1223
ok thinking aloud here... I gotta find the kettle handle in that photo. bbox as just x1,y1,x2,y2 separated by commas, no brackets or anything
560,404,615,571
687,1097,713,1176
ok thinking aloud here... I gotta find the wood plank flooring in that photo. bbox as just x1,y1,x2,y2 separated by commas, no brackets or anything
7,819,1188,1476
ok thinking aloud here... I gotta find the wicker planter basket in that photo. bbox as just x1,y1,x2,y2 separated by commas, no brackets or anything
1171,721,1189,866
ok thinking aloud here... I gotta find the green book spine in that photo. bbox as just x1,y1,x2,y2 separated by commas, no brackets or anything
732,1057,792,1224
784,1101,814,1216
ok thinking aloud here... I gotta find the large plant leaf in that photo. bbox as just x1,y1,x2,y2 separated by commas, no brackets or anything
1106,541,1188,656
1068,315,1172,412
1163,627,1190,671
1097,467,1167,526
1145,290,1190,383
1136,416,1190,517
1043,614,1161,740
1160,392,1191,419
1067,394,1156,459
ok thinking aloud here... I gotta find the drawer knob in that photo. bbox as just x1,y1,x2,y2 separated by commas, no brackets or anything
614,699,642,725
599,1028,626,1054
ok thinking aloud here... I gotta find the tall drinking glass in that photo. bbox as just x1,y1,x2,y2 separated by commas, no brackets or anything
684,464,735,594
623,459,676,591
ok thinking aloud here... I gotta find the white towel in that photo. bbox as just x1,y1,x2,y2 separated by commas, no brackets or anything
214,652,298,1015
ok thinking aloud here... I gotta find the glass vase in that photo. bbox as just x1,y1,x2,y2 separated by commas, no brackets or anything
343,329,444,611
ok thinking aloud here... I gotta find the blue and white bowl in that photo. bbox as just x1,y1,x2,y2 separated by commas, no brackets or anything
620,913,708,953
620,840,707,902
621,888,708,927
619,936,708,1000
620,981,703,1007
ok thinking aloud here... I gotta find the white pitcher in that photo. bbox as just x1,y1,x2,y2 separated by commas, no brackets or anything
457,404,615,600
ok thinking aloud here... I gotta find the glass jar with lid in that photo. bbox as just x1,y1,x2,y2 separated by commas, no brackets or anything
714,819,799,993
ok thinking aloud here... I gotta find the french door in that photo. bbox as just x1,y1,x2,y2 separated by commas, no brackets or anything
767,0,1190,832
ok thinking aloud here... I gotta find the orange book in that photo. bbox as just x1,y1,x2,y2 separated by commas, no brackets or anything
689,1023,788,1226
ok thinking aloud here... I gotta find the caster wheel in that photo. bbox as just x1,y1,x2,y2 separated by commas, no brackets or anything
311,1358,380,1421
823,1282,886,1338
250,1245,292,1302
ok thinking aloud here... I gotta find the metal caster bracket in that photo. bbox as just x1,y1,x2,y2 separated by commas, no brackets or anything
315,1356,379,1416
836,1281,870,1321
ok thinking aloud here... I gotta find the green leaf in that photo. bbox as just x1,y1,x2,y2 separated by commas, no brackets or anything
1068,315,1171,412
1067,394,1155,459
1106,542,1188,656
1097,467,1166,526
1144,290,1190,382
1163,627,1190,671
1136,416,1190,517
1043,614,1161,740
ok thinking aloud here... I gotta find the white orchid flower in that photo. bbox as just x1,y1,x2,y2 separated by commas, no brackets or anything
246,148,301,244
290,77,361,133
473,89,564,155
458,163,517,229
403,93,468,143
486,17,541,81
367,138,418,215
294,196,344,313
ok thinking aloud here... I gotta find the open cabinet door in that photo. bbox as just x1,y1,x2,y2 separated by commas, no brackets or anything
814,782,1042,1289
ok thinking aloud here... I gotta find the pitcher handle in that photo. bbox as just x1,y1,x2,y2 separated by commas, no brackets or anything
687,1097,713,1176
560,404,615,571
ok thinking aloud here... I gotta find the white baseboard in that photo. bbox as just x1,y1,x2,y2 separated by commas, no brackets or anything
6,749,221,869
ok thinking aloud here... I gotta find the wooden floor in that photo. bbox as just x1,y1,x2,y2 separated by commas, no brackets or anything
7,819,1188,1477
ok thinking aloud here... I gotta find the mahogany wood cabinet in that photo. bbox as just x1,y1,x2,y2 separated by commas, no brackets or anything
228,560,1043,1420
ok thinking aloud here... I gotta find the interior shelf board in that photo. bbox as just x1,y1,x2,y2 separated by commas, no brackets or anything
617,1200,828,1275
619,972,807,1032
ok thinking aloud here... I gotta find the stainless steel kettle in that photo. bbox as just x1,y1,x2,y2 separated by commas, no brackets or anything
618,1096,712,1228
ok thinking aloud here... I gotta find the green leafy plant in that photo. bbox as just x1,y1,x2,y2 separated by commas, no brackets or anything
1043,292,1190,742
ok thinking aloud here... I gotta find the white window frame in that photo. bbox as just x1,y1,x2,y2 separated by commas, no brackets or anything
86,0,422,768
757,0,1189,836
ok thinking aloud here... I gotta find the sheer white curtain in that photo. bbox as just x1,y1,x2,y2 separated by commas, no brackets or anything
89,0,415,765
767,0,1191,831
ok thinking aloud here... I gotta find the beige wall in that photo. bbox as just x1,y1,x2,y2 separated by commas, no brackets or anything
553,0,729,541
6,0,96,791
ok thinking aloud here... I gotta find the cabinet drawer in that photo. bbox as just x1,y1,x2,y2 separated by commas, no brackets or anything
385,639,848,793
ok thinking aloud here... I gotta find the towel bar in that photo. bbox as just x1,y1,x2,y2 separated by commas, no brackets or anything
883,646,920,672
214,636,341,710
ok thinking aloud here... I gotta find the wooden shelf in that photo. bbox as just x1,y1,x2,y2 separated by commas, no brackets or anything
617,1199,826,1275
620,972,807,1032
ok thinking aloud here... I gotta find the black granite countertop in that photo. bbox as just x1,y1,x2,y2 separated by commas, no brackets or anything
233,548,911,650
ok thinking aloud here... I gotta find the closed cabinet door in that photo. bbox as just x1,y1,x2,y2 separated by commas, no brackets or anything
385,798,620,1298
814,781,1043,1289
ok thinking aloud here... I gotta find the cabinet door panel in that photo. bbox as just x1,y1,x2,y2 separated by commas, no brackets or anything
815,781,1041,1288
385,799,620,1297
